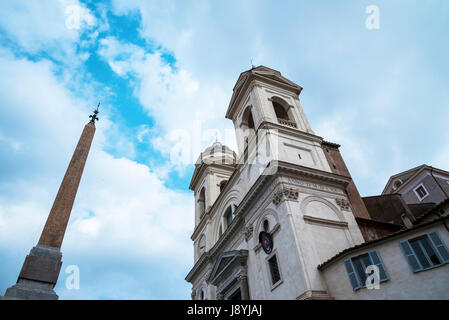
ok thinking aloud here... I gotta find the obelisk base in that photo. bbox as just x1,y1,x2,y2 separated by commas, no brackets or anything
4,245,62,300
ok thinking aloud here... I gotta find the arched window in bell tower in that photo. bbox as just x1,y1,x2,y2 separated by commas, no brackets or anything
242,106,256,131
247,112,254,129
225,206,233,228
198,234,206,256
198,187,206,216
273,101,288,120
272,98,297,128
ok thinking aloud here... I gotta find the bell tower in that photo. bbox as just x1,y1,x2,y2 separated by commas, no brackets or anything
225,66,333,188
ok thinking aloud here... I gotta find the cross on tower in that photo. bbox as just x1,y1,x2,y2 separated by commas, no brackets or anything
89,102,100,124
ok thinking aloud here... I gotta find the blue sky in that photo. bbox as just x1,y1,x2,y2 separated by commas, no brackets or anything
0,0,448,299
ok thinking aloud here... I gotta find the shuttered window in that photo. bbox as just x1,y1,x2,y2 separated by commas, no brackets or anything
344,250,389,291
400,231,449,272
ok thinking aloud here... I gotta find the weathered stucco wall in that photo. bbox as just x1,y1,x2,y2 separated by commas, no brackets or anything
321,222,449,299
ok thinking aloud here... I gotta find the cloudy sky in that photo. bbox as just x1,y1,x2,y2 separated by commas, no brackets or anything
0,0,448,299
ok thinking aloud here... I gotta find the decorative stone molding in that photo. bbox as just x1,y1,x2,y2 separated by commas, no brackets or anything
286,177,343,194
191,289,196,300
296,290,334,300
237,271,248,281
336,198,351,211
303,215,348,228
278,118,297,129
204,269,213,284
216,293,224,300
244,226,254,241
272,187,299,206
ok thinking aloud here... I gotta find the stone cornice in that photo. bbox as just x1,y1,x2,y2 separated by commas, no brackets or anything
258,121,324,143
276,161,352,188
189,162,236,191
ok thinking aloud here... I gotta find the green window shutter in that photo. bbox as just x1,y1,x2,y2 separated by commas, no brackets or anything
344,258,360,290
400,240,423,272
368,250,389,282
428,232,449,263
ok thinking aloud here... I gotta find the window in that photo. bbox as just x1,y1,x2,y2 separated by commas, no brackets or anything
272,100,297,128
247,112,254,129
198,235,206,255
273,101,289,120
393,180,403,190
400,232,449,273
225,206,233,228
298,154,301,160
219,180,228,192
242,106,255,130
198,187,206,216
344,250,389,291
263,219,269,232
268,255,281,285
413,184,429,201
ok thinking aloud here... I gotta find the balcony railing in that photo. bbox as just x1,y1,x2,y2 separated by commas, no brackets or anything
278,118,297,128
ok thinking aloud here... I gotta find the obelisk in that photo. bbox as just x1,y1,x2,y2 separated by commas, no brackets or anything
4,105,99,300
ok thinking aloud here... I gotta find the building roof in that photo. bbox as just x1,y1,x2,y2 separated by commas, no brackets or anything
414,197,449,223
225,65,303,120
362,194,413,225
381,164,449,195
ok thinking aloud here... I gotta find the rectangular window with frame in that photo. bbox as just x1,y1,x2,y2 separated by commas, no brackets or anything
344,250,389,291
268,255,281,285
400,231,449,273
413,184,429,201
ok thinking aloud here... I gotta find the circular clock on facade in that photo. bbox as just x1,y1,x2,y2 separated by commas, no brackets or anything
259,231,273,254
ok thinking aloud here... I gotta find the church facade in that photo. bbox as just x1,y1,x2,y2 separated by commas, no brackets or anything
185,66,449,300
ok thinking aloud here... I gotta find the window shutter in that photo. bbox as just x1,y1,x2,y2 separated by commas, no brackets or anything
428,232,449,263
344,258,360,290
368,250,389,282
399,240,422,272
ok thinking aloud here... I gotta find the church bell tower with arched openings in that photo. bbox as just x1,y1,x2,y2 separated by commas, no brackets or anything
186,66,367,300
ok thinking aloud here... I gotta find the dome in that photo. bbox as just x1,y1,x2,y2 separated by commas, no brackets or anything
203,141,232,152
195,140,236,166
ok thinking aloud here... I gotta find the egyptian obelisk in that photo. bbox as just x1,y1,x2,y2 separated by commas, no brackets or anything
4,105,99,300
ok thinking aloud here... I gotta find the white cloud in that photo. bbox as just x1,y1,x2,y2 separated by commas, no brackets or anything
0,48,193,298
97,36,237,171
0,0,96,62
